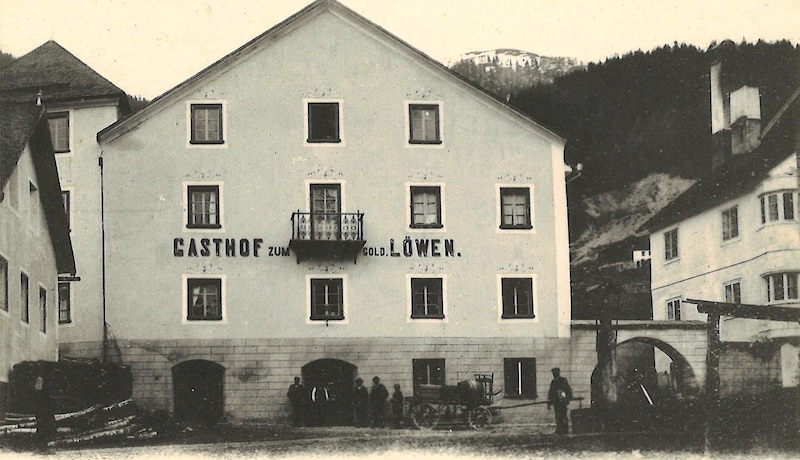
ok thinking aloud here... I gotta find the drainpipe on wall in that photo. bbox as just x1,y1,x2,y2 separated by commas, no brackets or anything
99,155,108,363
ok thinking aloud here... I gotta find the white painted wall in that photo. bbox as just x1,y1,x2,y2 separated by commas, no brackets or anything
99,9,570,343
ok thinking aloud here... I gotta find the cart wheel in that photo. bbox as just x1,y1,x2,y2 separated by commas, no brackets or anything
467,406,492,430
410,403,439,430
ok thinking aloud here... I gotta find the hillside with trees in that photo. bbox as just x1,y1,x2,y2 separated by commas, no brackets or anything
452,40,800,319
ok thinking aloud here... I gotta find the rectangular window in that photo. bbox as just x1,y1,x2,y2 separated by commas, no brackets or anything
768,194,780,221
413,358,445,391
307,102,340,143
58,282,71,324
408,104,441,144
761,192,797,223
47,112,70,153
187,278,222,321
410,186,442,228
62,190,70,231
310,278,344,321
500,187,532,229
501,277,535,319
783,193,795,220
722,206,738,241
504,358,537,399
667,298,681,320
411,277,444,319
724,280,741,304
766,273,799,302
0,256,7,311
20,272,29,323
39,287,46,333
187,185,220,228
664,229,678,261
190,104,223,144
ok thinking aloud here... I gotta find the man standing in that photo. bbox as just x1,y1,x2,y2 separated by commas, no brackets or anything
286,377,306,426
547,367,573,435
353,378,369,427
369,376,389,428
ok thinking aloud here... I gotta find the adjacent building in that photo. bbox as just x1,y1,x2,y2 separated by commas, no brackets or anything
70,0,573,424
0,96,76,419
641,47,800,393
1,41,132,356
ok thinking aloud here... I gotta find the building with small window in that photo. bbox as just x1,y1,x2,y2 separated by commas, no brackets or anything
641,46,799,392
1,41,131,351
0,96,76,419
78,0,572,424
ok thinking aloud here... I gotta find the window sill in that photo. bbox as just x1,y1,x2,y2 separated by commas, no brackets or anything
411,316,445,320
408,140,443,145
187,317,223,321
499,225,533,231
306,139,341,144
410,224,444,230
664,257,680,266
501,315,536,320
310,316,345,321
720,237,741,247
190,140,225,145
186,224,223,230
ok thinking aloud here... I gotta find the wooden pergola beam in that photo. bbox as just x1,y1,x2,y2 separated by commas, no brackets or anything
687,299,800,322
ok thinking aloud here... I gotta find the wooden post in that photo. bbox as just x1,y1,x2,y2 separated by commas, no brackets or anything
704,312,721,452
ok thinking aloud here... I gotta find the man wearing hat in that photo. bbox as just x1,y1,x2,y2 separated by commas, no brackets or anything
369,376,389,428
547,367,573,435
353,378,369,427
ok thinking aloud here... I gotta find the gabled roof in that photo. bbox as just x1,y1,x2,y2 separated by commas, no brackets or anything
640,87,799,234
0,98,76,275
98,0,563,145
0,40,130,113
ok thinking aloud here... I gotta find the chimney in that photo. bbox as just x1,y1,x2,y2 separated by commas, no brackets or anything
729,86,761,154
710,60,731,171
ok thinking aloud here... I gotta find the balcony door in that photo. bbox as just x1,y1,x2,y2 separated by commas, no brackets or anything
311,184,341,240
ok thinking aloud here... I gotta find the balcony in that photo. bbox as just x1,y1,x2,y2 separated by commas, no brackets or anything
289,211,366,263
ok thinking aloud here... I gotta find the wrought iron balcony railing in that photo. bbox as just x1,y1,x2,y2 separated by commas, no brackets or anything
289,211,366,263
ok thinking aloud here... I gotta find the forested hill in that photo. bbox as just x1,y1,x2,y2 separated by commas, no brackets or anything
465,41,800,201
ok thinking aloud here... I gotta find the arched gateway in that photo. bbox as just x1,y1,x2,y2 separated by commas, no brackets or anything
591,336,701,405
302,359,357,426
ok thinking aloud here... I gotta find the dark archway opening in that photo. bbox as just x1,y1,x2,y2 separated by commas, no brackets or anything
172,360,225,426
301,359,357,426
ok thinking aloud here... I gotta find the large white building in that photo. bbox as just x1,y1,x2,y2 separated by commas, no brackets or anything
641,48,799,391
57,0,574,424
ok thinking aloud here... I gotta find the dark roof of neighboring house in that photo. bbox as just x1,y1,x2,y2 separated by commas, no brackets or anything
1,40,130,113
639,87,799,234
98,0,563,145
0,98,76,274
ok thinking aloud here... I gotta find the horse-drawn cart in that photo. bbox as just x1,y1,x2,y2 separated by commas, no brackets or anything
407,373,497,430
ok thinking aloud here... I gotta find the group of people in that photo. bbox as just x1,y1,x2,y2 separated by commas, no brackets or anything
287,376,405,428
289,369,574,434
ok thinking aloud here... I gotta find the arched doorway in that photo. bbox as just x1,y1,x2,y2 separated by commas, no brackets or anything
588,337,703,434
172,360,225,425
302,359,357,426
591,337,700,406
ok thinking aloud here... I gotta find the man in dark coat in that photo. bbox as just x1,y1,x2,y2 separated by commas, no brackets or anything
547,367,573,435
286,377,307,426
369,376,389,428
390,384,405,428
34,374,56,447
353,378,369,427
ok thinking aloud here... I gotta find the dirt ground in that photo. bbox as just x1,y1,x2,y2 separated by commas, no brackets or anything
2,417,797,459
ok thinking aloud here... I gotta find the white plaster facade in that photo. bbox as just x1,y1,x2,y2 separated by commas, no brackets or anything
81,0,572,423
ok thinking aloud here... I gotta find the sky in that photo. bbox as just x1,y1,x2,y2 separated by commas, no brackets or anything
1,0,798,100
